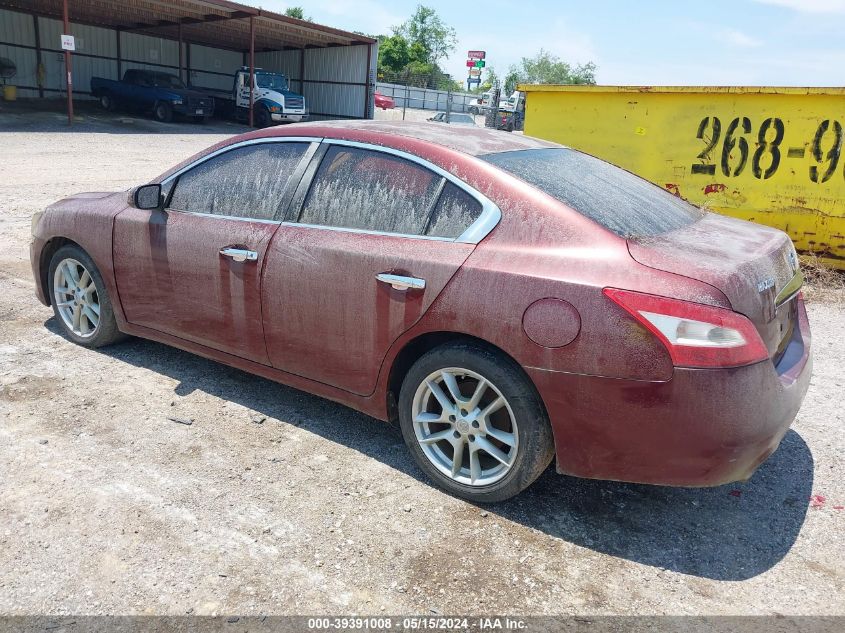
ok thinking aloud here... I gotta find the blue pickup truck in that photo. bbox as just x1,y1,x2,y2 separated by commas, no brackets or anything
90,69,215,123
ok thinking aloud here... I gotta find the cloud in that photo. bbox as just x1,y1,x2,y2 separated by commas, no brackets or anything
753,0,845,13
717,29,763,48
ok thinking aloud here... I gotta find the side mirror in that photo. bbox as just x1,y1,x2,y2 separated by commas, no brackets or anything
133,184,162,210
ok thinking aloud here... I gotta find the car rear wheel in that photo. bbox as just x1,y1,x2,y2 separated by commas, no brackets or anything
398,342,555,502
48,245,124,349
153,101,173,123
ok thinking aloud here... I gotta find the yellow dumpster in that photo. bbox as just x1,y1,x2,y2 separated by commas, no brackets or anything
519,84,845,269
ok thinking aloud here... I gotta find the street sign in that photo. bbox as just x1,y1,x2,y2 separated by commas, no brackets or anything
466,60,477,67
467,50,486,59
60,34,75,51
474,60,485,68
469,68,482,77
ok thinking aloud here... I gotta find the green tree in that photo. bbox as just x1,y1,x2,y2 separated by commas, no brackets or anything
394,5,457,65
505,49,596,93
284,7,310,21
378,34,411,75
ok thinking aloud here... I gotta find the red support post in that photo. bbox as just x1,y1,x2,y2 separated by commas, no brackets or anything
248,16,255,127
62,0,73,126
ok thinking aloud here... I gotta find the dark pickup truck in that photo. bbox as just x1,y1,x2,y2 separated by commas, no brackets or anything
90,69,215,123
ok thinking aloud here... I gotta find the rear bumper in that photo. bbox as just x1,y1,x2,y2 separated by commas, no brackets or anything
529,297,812,487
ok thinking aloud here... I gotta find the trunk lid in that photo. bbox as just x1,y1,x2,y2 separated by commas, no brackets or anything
628,213,802,360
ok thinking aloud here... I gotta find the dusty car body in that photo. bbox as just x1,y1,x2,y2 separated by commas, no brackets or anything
30,120,812,501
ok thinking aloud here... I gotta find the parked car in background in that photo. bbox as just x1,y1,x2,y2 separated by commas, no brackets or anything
428,112,476,125
374,91,395,110
191,67,307,127
91,69,214,123
30,121,811,502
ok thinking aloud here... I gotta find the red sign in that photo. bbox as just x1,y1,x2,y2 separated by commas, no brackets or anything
466,60,477,67
467,50,486,59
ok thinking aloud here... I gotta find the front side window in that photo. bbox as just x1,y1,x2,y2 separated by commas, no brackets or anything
167,142,309,221
299,145,441,235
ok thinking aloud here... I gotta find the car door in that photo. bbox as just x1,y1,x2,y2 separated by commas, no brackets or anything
262,140,500,396
113,138,317,364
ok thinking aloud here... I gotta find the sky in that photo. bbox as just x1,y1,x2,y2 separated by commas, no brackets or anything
247,0,845,87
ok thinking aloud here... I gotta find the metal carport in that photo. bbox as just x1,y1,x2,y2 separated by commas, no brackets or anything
0,0,377,125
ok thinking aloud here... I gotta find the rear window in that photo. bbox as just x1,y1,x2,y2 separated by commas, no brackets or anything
480,148,704,237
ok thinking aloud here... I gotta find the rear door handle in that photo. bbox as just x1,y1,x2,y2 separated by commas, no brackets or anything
220,247,258,263
376,273,426,291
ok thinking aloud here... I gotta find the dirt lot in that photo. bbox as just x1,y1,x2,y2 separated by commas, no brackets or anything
0,107,843,617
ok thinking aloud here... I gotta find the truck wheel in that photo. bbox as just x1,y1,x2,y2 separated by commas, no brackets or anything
469,106,478,115
99,94,117,112
255,106,271,128
153,101,173,123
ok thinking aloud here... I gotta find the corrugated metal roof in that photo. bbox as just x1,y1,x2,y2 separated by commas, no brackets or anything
0,0,375,51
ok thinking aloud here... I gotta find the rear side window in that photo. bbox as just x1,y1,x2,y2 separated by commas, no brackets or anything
481,148,704,237
299,145,441,235
167,142,308,221
425,182,482,238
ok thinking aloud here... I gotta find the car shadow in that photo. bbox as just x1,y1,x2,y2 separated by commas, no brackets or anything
48,320,814,581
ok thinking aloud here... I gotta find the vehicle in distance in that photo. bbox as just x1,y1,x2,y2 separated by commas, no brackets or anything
468,90,493,115
428,112,476,125
374,91,395,110
30,121,812,502
91,69,215,123
191,67,307,127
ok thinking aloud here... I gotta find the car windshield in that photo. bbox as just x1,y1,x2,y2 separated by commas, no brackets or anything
150,73,186,89
481,148,705,238
256,73,288,91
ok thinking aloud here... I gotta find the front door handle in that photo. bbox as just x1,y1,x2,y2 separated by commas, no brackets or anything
376,273,426,291
220,247,258,263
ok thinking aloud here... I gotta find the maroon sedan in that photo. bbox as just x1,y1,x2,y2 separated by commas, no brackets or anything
30,121,811,502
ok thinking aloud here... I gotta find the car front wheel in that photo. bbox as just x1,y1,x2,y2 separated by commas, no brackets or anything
153,101,173,122
99,94,116,111
399,342,555,502
48,245,124,348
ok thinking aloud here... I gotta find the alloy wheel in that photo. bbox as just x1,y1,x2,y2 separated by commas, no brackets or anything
53,257,100,338
412,367,519,486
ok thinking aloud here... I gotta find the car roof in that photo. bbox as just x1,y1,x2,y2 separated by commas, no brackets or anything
254,119,562,157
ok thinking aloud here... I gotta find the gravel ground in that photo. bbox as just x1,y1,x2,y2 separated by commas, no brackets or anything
0,108,843,617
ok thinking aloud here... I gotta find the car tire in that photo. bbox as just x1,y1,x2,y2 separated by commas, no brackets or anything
469,106,478,115
398,342,555,503
153,101,173,123
48,245,125,349
255,106,271,128
99,94,117,112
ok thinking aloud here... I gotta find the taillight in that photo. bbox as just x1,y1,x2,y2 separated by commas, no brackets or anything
603,288,769,368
